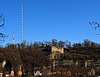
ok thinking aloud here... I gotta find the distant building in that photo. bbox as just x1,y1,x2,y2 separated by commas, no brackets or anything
51,46,64,54
50,46,74,68
50,46,64,68
50,46,100,69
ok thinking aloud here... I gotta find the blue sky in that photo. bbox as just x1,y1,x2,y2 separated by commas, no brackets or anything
0,0,100,45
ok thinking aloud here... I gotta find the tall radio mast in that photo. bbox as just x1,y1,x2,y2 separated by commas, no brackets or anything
21,3,24,42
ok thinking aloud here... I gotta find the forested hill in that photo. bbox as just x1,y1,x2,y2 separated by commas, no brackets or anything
0,39,100,73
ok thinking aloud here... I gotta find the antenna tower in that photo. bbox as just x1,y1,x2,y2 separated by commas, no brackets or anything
21,3,24,42
12,32,14,44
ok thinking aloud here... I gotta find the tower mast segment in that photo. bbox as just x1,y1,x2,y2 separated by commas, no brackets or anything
21,3,24,42
12,31,14,44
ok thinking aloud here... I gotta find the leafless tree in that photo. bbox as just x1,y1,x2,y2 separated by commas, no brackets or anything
0,15,6,42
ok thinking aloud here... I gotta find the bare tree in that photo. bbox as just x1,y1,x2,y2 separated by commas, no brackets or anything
0,15,6,42
89,21,100,30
